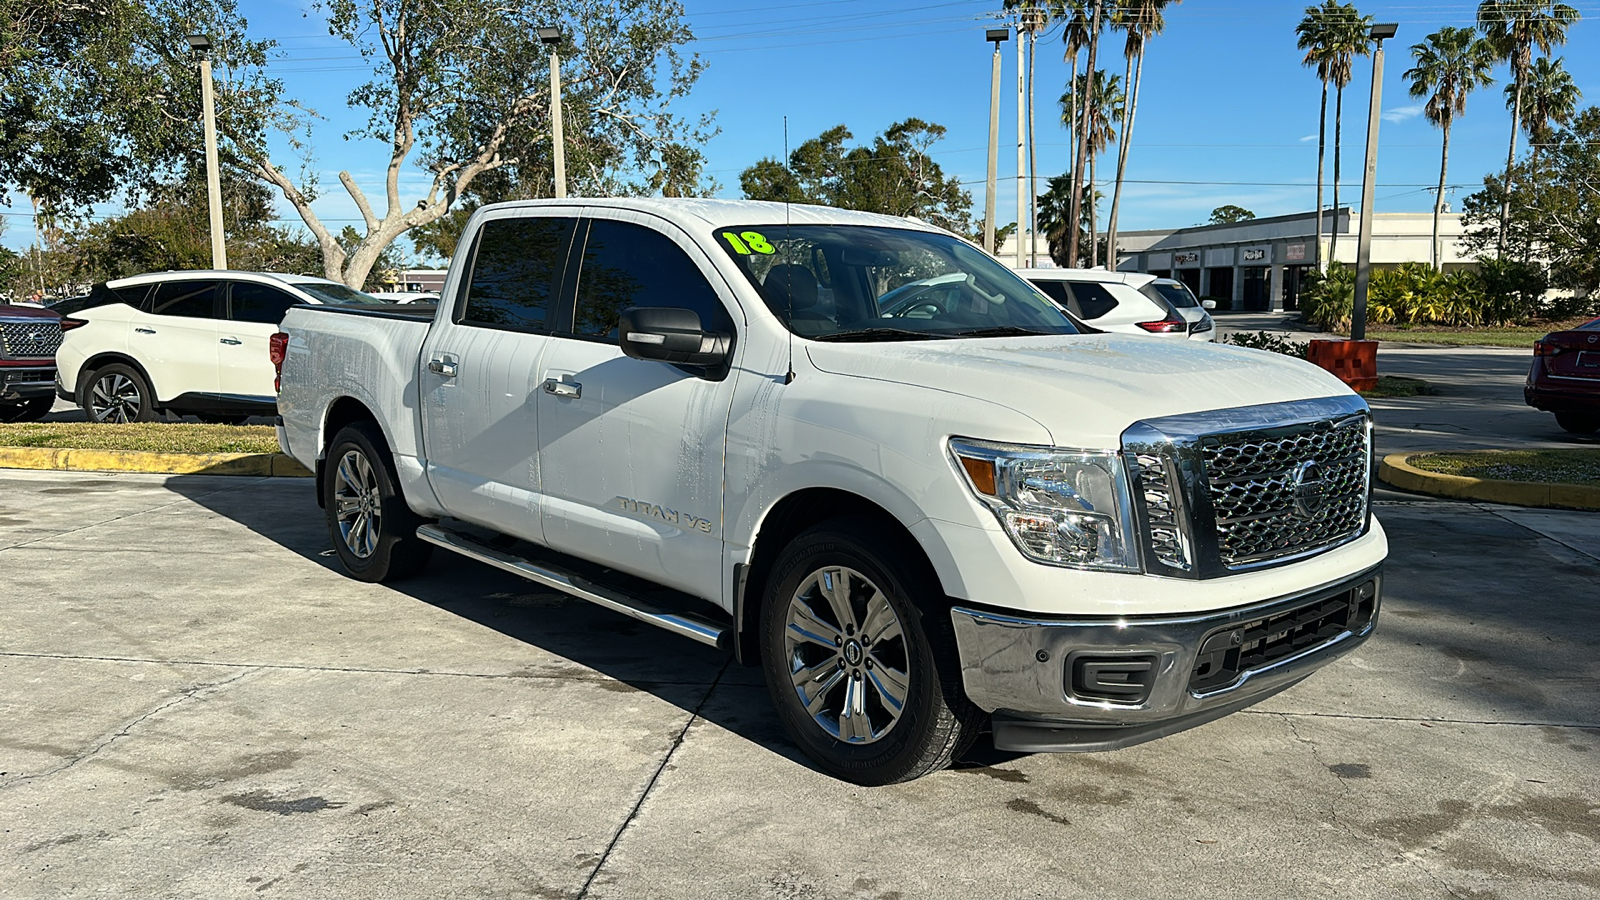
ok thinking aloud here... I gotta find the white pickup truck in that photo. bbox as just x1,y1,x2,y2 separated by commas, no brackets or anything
276,198,1386,785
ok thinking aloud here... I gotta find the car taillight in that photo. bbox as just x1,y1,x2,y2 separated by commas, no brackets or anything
1136,316,1187,334
1534,341,1563,357
59,317,88,331
270,332,289,392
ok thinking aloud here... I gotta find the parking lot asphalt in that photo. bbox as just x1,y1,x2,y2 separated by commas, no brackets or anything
2,469,1598,899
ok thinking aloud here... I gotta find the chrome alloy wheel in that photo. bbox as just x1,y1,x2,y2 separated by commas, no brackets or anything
783,566,910,744
333,449,382,559
90,373,142,423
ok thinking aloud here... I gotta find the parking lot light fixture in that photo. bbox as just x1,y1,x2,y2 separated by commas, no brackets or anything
187,34,226,270
984,28,1009,256
1352,23,1399,342
537,27,566,198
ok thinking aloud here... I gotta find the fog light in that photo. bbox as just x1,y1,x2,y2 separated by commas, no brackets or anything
1069,653,1157,705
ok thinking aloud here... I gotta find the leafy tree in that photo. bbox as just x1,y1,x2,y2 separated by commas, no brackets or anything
738,120,973,234
1104,0,1178,272
1208,205,1256,225
1515,56,1580,171
1477,0,1580,251
1060,70,1123,267
1404,27,1497,270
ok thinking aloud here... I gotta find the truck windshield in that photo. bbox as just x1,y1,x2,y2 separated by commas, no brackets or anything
713,225,1079,340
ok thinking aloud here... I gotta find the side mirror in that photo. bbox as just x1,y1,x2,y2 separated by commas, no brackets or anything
1201,299,1217,310
619,307,731,368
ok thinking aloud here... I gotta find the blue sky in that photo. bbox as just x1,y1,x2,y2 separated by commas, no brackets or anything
6,0,1597,259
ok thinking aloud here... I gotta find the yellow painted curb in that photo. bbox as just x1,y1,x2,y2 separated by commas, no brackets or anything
1379,452,1600,511
0,447,311,477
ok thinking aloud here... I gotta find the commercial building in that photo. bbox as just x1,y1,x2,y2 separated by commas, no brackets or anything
1001,208,1474,312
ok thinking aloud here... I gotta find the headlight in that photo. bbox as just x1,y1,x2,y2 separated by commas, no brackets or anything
949,438,1139,572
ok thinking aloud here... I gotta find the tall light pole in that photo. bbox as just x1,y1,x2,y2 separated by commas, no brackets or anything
1351,22,1397,342
536,27,566,199
1014,21,1026,269
187,34,226,270
984,28,1009,255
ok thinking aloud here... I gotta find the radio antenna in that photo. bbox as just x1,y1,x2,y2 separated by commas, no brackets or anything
783,115,795,385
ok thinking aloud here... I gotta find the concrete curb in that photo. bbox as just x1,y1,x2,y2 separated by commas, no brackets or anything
1379,452,1600,511
0,447,312,477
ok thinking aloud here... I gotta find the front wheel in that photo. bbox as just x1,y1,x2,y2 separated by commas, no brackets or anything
759,521,981,785
0,396,54,423
322,422,432,582
1554,411,1600,434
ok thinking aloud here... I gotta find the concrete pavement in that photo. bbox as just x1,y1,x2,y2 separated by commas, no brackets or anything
2,470,1598,899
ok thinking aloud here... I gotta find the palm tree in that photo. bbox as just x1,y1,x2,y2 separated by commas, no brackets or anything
1515,55,1580,172
1036,171,1098,266
1325,3,1371,268
1478,0,1580,252
1061,70,1124,267
1404,27,1496,270
1065,0,1109,267
1058,2,1091,197
1296,4,1337,272
1104,0,1178,273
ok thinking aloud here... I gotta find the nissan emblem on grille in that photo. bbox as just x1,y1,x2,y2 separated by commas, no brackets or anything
1290,460,1328,518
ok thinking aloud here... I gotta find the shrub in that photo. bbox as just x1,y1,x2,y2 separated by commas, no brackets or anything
1224,330,1308,359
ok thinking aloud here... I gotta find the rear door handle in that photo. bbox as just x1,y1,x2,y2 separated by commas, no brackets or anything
427,359,457,377
220,338,242,346
542,378,580,398
134,327,156,334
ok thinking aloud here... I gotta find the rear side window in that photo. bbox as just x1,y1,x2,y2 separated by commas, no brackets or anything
569,219,730,341
460,217,575,331
229,282,298,324
1064,282,1120,320
148,281,220,319
81,282,151,313
1031,280,1079,317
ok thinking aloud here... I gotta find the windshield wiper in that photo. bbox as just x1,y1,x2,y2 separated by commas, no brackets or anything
946,326,1057,338
813,327,952,342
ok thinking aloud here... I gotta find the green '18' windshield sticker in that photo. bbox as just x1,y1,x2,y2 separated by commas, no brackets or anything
721,231,775,254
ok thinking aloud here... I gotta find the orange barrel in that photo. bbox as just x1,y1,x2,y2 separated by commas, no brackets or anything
1306,339,1378,392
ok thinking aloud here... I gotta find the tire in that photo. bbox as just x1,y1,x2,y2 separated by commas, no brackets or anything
322,422,432,582
80,363,157,423
759,520,981,785
0,395,54,423
1554,411,1600,434
196,414,251,425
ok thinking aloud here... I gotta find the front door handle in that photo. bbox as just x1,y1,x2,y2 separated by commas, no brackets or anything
427,359,458,378
542,378,580,398
220,337,242,346
134,327,156,334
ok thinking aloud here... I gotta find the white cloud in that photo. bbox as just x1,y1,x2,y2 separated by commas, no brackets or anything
1299,134,1318,142
1381,105,1424,124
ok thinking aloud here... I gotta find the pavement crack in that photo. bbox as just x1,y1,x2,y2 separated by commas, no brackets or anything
575,657,731,900
1,668,257,791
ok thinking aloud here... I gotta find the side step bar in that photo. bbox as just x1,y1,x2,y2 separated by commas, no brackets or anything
416,523,729,650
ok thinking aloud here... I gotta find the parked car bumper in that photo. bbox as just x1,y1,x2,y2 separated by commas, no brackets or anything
1525,383,1600,413
1,364,58,402
949,566,1381,751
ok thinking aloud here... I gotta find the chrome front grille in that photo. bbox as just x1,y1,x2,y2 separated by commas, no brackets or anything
1202,418,1369,568
0,320,63,359
1122,396,1373,580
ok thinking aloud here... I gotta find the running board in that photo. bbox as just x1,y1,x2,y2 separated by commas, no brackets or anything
416,523,729,650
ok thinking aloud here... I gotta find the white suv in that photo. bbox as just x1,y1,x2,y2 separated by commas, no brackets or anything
56,271,377,423
1020,268,1215,341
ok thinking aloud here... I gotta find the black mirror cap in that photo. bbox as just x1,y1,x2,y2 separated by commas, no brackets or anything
619,306,732,368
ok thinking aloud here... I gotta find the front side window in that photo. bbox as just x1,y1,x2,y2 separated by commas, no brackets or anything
715,225,1077,341
148,281,220,319
229,282,298,324
460,217,574,331
570,219,730,341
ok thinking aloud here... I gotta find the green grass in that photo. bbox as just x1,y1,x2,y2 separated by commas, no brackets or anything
1408,449,1600,487
1358,376,1435,399
0,423,280,454
1364,328,1552,348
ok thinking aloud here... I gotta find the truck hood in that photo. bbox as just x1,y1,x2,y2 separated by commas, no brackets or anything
805,334,1357,448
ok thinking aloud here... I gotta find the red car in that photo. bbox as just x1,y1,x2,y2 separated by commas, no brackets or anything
1526,315,1600,434
0,303,64,422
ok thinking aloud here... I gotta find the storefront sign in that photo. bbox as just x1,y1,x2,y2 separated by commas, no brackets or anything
1241,246,1269,264
1286,243,1307,262
1174,251,1200,266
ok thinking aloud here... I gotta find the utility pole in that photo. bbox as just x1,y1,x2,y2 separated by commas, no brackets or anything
1014,21,1026,269
1352,23,1397,342
537,27,566,198
188,35,226,270
984,29,1009,255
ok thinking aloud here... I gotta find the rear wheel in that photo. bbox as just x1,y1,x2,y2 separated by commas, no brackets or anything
80,364,157,423
0,396,54,423
1554,411,1600,434
323,422,432,582
759,520,981,785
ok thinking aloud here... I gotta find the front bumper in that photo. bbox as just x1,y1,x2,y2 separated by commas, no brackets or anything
1,365,57,401
950,565,1381,752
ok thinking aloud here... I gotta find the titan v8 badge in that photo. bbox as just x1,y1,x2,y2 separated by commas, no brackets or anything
613,497,713,533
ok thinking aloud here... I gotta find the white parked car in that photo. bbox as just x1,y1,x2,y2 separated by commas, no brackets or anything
56,271,381,423
277,199,1385,785
365,291,441,304
1020,268,1215,341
